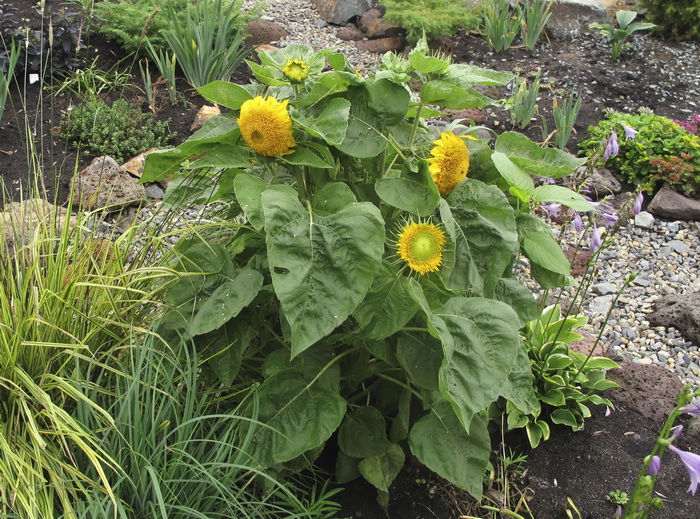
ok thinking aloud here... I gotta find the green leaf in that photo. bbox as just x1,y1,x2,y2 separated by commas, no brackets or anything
411,283,523,428
234,174,296,231
189,144,251,169
616,9,637,28
409,403,490,499
493,278,538,324
550,409,579,428
374,160,440,216
358,444,405,493
539,389,566,406
294,98,351,146
491,151,535,191
353,262,420,340
583,358,620,370
420,80,486,109
197,81,253,109
395,332,442,391
246,370,346,467
189,269,263,336
263,190,384,356
500,344,539,415
336,451,361,484
440,180,519,296
495,132,586,179
197,315,254,386
517,213,571,277
312,182,357,214
338,406,392,458
447,64,513,86
279,146,333,169
532,185,595,212
409,50,449,74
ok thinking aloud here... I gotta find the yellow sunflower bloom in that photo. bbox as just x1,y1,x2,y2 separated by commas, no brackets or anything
238,96,296,156
282,58,310,82
396,222,446,275
428,131,470,196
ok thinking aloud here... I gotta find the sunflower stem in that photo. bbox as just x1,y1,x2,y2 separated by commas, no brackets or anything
408,103,424,149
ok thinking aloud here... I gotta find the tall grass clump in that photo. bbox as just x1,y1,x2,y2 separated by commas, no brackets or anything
70,331,342,518
0,191,178,518
0,39,20,122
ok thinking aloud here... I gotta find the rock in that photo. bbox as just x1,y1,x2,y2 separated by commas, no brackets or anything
592,282,616,295
589,295,614,315
144,183,165,200
245,20,289,46
547,0,611,37
647,187,700,221
649,293,700,346
358,8,403,38
311,0,378,25
336,26,365,41
1,199,76,254
634,211,655,229
569,332,606,357
563,245,593,277
440,108,486,125
355,36,406,54
122,148,158,179
607,362,684,423
190,105,221,131
587,167,623,199
667,239,691,255
73,156,146,211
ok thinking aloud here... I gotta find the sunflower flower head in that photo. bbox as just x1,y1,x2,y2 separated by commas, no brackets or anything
395,221,446,275
428,131,470,196
238,96,296,156
282,58,310,82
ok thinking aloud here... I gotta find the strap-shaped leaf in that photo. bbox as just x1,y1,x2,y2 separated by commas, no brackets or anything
263,190,384,356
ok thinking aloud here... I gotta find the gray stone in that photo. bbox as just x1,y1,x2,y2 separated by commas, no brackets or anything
667,239,691,255
589,294,614,315
546,0,611,37
73,156,146,211
144,183,165,200
634,211,655,229
649,293,700,346
311,0,378,25
647,187,700,221
633,277,651,288
592,282,616,295
587,167,623,199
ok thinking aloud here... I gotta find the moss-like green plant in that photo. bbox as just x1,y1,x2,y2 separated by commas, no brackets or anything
381,0,481,43
580,109,700,198
60,98,175,163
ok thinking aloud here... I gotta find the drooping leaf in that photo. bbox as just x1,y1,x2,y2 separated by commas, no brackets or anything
358,443,405,493
516,213,571,277
197,81,253,109
234,174,296,231
447,64,513,86
420,80,489,109
338,406,392,458
532,185,595,212
493,278,538,324
395,332,442,391
245,370,346,467
409,403,490,499
374,159,440,216
263,190,384,356
491,151,535,192
440,181,519,296
500,343,539,415
279,146,333,169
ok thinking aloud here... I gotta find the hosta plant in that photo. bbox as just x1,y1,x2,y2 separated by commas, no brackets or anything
141,39,594,502
505,305,619,448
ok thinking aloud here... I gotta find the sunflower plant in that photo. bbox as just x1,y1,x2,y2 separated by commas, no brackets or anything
141,39,593,502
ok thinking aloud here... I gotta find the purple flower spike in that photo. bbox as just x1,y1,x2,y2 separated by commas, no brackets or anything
541,202,562,218
621,124,638,140
614,505,622,519
590,226,602,252
570,209,583,232
669,445,700,495
601,208,619,228
681,398,700,416
634,192,644,215
603,129,619,162
648,455,661,476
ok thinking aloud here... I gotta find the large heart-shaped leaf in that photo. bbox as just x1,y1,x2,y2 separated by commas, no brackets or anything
441,180,519,296
245,370,346,467
358,443,405,493
263,190,384,356
338,406,392,458
374,159,440,216
516,213,571,276
495,132,586,179
409,403,490,499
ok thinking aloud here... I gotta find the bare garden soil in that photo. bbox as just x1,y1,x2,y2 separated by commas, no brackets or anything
1,1,699,518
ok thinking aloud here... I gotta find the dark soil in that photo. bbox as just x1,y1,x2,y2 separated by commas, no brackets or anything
1,2,699,518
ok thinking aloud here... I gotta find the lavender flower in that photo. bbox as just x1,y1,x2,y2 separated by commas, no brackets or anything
570,209,583,232
672,424,684,438
681,398,700,416
648,455,661,476
597,201,618,228
621,124,638,139
668,445,700,495
590,226,602,252
633,192,644,215
540,202,562,218
603,129,619,162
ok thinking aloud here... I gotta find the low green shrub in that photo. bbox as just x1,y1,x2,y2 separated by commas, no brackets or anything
381,0,481,44
580,109,700,198
60,98,175,163
640,0,700,42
